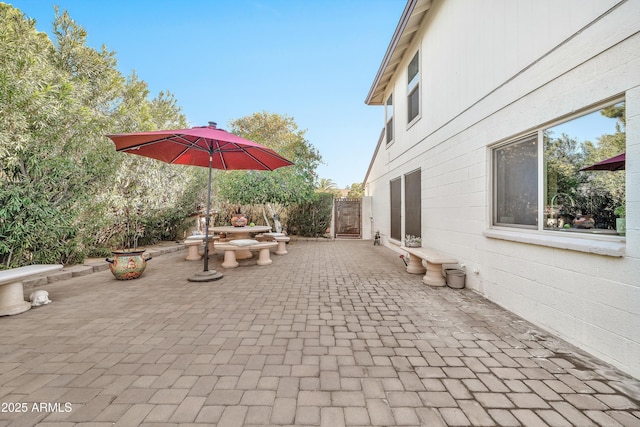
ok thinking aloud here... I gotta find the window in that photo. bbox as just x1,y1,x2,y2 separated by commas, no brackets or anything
407,52,420,123
390,178,401,241
386,94,394,144
493,100,626,236
405,170,421,238
494,135,538,227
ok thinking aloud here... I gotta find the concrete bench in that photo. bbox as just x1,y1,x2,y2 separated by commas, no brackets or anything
185,235,219,261
216,241,278,268
0,264,63,316
402,246,457,287
257,233,290,255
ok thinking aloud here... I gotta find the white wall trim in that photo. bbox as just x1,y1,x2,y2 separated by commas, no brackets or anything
483,229,626,257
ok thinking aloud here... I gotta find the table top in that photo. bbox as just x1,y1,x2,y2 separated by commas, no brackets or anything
210,225,271,234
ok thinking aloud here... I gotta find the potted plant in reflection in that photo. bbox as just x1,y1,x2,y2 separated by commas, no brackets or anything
106,203,152,280
615,205,626,236
404,235,422,248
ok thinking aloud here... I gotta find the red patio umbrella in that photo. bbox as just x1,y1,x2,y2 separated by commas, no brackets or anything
580,152,626,171
107,122,293,282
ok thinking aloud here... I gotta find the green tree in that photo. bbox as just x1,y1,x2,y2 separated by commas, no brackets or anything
0,4,202,266
579,108,626,224
286,192,334,237
88,62,201,251
544,103,626,229
0,5,122,266
346,182,364,198
316,178,338,193
217,112,322,205
544,132,584,207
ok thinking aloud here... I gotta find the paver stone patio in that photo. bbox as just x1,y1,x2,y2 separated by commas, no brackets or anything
0,240,638,426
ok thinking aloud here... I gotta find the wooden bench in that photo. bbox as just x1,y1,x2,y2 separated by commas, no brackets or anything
0,264,63,316
402,246,457,287
257,233,290,255
216,241,278,268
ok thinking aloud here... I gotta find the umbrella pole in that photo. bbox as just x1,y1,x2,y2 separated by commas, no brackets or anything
203,159,211,272
188,154,223,282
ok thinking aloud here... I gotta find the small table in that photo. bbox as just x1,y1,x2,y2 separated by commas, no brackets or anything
210,225,271,259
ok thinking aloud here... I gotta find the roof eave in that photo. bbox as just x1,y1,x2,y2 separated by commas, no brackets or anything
365,0,432,105
363,127,386,186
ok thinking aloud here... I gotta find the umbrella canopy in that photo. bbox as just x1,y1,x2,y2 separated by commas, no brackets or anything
106,123,293,281
107,124,293,171
580,152,626,171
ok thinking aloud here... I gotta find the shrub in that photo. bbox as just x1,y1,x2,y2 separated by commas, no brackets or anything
285,193,333,237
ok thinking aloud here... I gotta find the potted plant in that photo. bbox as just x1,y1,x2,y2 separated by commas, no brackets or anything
106,204,151,280
231,205,248,227
614,205,626,236
404,235,422,248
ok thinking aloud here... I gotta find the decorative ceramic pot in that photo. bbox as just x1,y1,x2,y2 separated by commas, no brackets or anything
231,213,248,227
405,241,421,248
106,249,150,280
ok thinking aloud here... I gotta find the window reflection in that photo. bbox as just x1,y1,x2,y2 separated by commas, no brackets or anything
492,100,626,237
544,102,625,234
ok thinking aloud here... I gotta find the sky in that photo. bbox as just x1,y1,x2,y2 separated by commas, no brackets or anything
10,0,405,189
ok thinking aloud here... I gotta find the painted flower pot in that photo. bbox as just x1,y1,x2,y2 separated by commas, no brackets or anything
106,250,151,280
231,213,248,227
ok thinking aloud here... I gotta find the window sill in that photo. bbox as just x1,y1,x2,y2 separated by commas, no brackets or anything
483,228,625,257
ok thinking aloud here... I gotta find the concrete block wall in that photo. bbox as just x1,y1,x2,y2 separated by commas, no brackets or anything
365,0,640,379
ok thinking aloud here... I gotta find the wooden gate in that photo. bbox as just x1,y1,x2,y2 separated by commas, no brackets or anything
334,198,361,238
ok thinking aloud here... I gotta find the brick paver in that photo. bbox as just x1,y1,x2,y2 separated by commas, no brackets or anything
1,239,639,426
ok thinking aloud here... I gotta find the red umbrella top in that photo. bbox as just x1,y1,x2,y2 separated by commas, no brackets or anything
580,152,625,171
106,123,293,281
107,124,294,171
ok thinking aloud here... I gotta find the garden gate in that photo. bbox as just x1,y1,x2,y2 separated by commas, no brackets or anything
334,198,361,238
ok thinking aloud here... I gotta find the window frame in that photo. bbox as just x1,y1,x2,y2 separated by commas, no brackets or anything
407,51,420,125
404,169,422,238
488,97,626,251
386,94,394,144
492,133,539,229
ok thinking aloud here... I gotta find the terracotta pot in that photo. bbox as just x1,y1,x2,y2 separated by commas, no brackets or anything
106,249,151,280
231,213,248,227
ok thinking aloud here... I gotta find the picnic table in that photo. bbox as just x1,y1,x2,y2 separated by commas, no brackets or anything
210,225,271,259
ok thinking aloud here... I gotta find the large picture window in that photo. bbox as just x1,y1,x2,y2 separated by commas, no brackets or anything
493,100,626,236
407,52,420,123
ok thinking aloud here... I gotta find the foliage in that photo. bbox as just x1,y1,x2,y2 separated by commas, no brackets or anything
405,235,421,245
286,192,333,237
544,104,625,230
346,182,364,198
315,177,338,193
0,4,201,267
0,5,120,267
216,112,322,206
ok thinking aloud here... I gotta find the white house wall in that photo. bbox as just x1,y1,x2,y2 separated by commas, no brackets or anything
365,0,640,379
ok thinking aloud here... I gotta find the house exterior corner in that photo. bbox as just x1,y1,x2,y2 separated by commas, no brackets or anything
364,0,640,379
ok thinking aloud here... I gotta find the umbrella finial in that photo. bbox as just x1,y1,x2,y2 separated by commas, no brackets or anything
208,121,217,128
